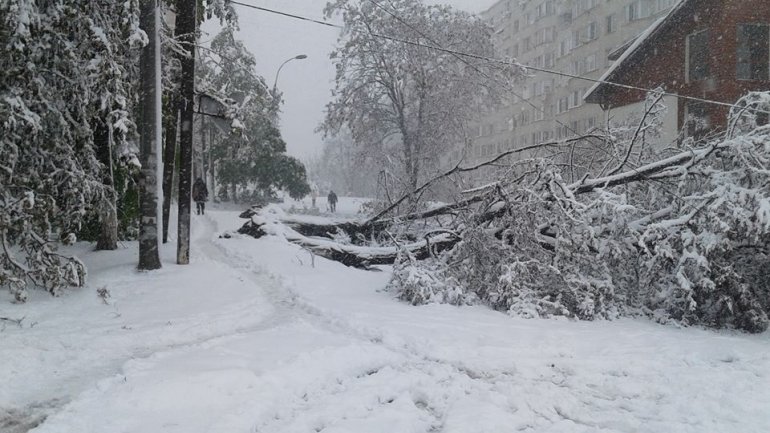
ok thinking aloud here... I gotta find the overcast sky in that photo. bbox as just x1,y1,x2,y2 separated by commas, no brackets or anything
202,0,499,159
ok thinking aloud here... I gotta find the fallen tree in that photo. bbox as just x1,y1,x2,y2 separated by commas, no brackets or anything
237,211,458,268
236,92,770,333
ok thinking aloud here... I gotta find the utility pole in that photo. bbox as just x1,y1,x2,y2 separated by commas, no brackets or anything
138,0,162,270
176,0,197,265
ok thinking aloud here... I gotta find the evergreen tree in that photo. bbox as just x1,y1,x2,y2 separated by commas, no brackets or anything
1,0,144,300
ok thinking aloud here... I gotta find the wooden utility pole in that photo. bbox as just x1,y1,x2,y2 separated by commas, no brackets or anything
176,0,197,265
138,0,162,270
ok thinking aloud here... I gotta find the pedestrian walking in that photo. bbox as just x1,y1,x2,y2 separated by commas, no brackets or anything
193,177,209,215
327,190,338,213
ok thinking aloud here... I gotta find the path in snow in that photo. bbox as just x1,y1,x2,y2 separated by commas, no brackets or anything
1,205,769,432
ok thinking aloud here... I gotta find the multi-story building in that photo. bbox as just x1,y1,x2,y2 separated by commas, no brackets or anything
455,0,679,169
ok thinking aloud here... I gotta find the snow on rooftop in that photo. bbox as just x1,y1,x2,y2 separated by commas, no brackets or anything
584,0,688,103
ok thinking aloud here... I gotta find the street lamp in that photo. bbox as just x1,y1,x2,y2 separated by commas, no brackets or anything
272,54,308,92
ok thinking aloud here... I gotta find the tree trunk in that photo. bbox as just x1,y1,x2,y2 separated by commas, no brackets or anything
138,0,162,270
176,0,197,265
96,194,119,251
162,95,178,244
94,121,119,250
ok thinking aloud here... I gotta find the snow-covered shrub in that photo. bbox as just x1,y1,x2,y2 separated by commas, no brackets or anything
390,251,473,306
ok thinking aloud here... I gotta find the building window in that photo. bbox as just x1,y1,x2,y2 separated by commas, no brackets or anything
626,0,655,21
627,1,641,21
585,53,598,72
606,14,615,34
569,90,583,108
557,97,569,114
687,29,710,82
586,22,599,41
737,24,770,81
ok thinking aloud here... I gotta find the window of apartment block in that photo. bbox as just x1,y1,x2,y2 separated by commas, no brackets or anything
571,60,583,75
544,52,555,68
513,20,520,33
569,89,584,109
572,30,581,49
557,97,569,114
543,79,554,95
687,29,710,82
585,53,598,72
627,0,652,21
606,14,615,34
737,24,770,81
586,22,599,41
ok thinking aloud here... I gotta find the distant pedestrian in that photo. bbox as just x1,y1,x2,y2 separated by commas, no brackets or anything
327,190,338,213
311,188,318,208
193,177,209,215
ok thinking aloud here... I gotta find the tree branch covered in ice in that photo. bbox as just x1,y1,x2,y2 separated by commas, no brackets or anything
243,92,770,333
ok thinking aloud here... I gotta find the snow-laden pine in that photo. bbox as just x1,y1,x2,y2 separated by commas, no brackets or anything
1,1,142,301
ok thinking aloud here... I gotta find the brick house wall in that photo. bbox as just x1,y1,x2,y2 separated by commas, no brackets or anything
595,0,770,132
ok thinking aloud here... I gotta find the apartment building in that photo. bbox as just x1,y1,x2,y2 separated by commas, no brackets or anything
455,0,678,167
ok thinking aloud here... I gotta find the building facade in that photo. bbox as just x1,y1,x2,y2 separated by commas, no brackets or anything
585,0,770,137
455,0,678,168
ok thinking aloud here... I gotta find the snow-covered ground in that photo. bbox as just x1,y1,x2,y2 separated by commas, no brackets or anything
1,199,769,432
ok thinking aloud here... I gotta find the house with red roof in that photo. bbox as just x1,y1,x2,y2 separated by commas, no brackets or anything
584,0,770,141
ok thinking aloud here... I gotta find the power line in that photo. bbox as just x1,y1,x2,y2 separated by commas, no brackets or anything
229,0,770,117
229,1,341,29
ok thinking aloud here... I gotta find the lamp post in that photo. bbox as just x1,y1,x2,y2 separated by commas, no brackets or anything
272,54,308,93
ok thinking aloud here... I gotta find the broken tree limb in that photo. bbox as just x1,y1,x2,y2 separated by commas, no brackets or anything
568,141,724,195
237,213,460,268
291,234,459,268
365,136,602,225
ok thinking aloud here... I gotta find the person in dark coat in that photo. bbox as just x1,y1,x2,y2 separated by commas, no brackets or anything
193,177,209,215
327,190,338,213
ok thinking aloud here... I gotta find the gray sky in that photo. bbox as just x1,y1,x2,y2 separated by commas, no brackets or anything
203,0,498,159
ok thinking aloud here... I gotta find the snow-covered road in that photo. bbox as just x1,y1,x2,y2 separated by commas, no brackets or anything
1,205,769,432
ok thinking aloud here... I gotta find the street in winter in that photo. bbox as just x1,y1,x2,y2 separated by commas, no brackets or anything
2,0,770,432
